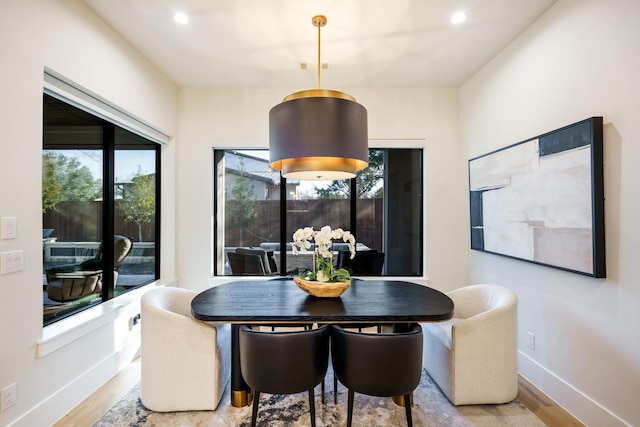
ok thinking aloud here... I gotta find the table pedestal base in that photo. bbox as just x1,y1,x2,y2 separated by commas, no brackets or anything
392,394,412,407
231,390,252,407
231,324,252,407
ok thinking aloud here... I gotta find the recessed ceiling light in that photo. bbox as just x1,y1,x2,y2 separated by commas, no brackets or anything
174,12,189,25
451,11,466,24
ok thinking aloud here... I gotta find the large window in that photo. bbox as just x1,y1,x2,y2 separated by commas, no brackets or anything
42,93,160,325
214,148,423,277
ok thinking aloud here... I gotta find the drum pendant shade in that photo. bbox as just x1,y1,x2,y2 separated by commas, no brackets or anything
269,16,369,180
269,95,368,180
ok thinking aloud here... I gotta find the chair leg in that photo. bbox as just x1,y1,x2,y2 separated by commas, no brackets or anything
321,378,325,404
347,389,355,427
404,393,413,427
334,373,338,404
308,389,316,427
251,390,260,427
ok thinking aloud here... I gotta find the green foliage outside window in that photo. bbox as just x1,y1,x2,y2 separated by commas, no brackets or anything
226,158,257,246
42,152,101,212
119,168,156,242
314,149,384,199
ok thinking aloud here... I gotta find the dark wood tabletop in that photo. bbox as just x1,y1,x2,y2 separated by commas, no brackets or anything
191,278,454,407
191,278,454,324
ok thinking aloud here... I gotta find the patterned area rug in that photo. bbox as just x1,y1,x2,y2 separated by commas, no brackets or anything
93,368,546,426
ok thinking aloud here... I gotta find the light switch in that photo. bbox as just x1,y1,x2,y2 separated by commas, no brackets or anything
1,250,23,274
1,217,17,240
12,250,24,272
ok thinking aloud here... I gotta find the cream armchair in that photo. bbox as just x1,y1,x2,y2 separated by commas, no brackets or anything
422,284,518,405
141,287,231,411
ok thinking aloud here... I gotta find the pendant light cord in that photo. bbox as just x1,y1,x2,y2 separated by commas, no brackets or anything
317,18,321,89
312,15,327,90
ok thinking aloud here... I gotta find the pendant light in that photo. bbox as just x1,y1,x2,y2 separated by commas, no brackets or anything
269,15,369,180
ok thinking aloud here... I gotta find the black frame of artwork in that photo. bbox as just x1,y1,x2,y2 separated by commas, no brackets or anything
468,117,605,278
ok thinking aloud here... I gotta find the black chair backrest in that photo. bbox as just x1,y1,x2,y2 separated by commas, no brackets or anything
338,250,385,275
330,324,423,397
236,247,278,274
228,252,267,275
239,325,330,395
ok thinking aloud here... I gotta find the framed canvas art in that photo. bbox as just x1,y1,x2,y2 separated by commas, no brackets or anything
469,117,605,277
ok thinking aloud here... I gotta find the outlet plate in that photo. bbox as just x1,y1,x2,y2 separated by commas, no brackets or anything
527,331,536,350
0,250,24,274
1,383,16,411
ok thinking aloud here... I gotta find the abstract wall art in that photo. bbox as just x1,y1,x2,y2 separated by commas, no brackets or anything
469,117,605,277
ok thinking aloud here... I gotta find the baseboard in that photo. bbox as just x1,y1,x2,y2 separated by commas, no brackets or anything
8,340,139,427
518,351,630,427
7,283,170,427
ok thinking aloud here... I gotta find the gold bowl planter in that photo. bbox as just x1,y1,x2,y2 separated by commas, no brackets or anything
293,276,351,298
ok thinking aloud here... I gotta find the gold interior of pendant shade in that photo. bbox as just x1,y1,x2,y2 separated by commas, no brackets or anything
276,156,368,180
268,15,368,180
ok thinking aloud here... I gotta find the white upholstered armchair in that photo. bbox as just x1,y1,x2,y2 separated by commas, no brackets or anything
422,284,518,405
140,287,231,411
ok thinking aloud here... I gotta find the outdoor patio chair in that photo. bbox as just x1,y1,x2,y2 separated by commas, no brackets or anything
45,235,132,302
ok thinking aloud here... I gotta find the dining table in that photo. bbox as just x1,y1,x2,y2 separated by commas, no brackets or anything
191,278,454,407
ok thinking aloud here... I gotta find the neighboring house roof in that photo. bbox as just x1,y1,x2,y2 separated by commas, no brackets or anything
225,151,300,185
225,168,280,185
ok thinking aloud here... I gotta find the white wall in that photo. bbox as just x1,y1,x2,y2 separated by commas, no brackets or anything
460,0,639,425
9,0,634,425
0,1,177,426
176,87,465,292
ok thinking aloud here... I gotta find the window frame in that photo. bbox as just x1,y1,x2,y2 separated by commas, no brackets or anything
43,71,163,325
213,141,426,278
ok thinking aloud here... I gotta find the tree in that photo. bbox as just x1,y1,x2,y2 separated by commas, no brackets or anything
225,158,257,246
314,149,384,199
119,168,156,242
42,152,101,212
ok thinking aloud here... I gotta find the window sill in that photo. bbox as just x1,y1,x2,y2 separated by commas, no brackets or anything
38,279,177,358
209,275,430,287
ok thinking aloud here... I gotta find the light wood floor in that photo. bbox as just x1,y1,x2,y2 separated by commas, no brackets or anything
517,376,585,427
53,359,141,427
54,358,584,426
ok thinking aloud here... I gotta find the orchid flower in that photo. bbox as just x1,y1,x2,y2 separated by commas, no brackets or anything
291,225,357,283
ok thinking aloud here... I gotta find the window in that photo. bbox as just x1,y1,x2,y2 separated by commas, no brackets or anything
42,93,160,325
214,148,423,277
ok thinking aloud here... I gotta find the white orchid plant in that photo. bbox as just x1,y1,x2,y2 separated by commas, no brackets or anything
291,226,356,283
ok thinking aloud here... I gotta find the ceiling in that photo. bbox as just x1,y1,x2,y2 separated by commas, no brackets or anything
82,0,556,89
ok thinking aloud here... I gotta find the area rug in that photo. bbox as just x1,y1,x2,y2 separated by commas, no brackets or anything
93,368,546,426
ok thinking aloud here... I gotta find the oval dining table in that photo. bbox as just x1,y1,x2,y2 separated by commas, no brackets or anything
191,278,454,407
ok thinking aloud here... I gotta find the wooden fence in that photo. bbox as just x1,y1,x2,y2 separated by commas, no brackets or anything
44,199,382,251
225,198,383,250
43,201,155,243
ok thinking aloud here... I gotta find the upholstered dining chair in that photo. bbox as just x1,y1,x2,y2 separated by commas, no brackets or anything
421,284,518,405
235,247,279,273
330,324,423,427
338,250,385,275
239,324,330,427
45,234,133,302
228,251,272,275
140,287,231,412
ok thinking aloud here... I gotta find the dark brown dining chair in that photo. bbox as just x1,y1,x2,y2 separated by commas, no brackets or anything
239,324,330,427
330,324,423,427
227,251,269,275
338,250,385,275
235,247,279,273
